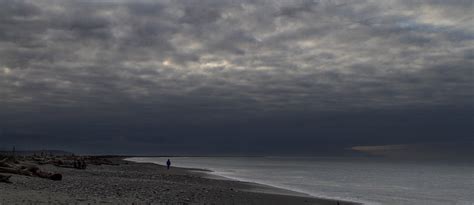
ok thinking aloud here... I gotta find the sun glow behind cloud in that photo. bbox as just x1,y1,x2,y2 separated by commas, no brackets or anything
2,67,11,75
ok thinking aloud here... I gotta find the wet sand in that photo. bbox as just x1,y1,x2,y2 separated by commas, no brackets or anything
0,157,358,204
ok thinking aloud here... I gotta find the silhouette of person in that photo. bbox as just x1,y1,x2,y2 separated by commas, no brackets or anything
166,159,171,170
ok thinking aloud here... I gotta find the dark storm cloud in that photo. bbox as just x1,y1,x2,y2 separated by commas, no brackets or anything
0,0,473,154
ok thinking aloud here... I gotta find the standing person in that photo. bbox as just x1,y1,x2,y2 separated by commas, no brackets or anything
166,159,171,170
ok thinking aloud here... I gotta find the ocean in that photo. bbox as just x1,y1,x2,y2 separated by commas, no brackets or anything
128,157,474,205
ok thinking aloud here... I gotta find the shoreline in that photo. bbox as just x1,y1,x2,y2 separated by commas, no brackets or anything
127,158,314,198
0,156,359,204
124,157,359,204
125,157,310,196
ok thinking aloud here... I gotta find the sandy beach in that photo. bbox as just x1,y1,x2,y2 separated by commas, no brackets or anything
0,157,357,205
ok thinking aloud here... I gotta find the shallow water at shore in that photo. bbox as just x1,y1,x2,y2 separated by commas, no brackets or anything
129,157,474,205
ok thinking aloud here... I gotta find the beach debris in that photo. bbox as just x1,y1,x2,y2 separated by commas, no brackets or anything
0,154,119,184
84,156,119,166
0,157,62,181
0,174,12,183
38,157,87,170
29,155,117,169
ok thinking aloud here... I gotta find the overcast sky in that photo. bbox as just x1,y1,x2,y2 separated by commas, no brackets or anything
1,0,473,155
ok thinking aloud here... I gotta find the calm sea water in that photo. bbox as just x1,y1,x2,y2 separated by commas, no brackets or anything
128,157,474,205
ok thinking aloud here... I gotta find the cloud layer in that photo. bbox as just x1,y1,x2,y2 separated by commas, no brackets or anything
1,0,473,154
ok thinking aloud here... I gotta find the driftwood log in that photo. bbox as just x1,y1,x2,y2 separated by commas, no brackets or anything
0,157,62,181
34,158,87,170
0,174,12,183
0,154,118,184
